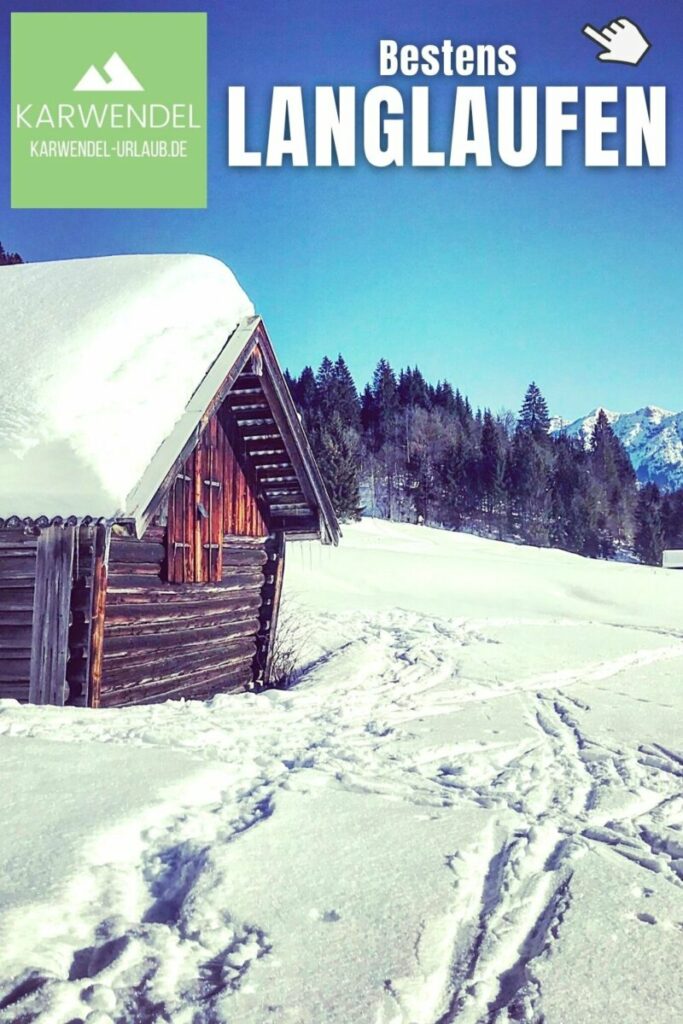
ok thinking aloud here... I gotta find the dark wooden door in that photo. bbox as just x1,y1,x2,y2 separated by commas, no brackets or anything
167,426,223,584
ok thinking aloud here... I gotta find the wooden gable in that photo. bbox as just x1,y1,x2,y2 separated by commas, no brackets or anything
140,322,340,550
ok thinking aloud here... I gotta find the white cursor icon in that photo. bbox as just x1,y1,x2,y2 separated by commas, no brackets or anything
583,17,650,65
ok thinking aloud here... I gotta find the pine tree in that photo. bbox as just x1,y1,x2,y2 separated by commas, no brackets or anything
479,410,505,532
589,409,636,551
316,356,335,399
292,366,319,431
590,410,634,486
298,366,318,408
662,489,683,549
284,368,298,400
634,484,663,565
315,412,362,521
0,241,23,265
505,428,551,543
519,382,551,441
549,435,596,555
331,355,361,430
438,438,476,529
434,381,457,414
360,383,376,434
370,359,398,449
398,366,431,409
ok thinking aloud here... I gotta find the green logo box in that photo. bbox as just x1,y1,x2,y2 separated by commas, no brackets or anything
11,12,207,209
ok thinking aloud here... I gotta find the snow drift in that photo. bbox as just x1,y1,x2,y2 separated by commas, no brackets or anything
0,520,681,1023
0,255,254,523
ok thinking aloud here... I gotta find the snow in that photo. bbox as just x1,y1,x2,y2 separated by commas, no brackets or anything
552,405,683,490
0,519,682,1023
0,255,254,525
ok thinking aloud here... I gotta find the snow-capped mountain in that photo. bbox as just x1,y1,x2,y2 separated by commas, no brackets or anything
550,406,683,491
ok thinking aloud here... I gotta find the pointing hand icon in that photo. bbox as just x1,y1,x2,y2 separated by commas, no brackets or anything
583,17,650,66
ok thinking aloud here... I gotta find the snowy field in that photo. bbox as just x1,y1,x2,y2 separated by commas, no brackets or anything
0,519,682,1024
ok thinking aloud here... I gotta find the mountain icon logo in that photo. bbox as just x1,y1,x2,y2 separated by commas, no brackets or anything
74,52,143,92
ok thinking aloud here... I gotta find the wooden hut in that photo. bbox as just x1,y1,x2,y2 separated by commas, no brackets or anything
0,255,339,708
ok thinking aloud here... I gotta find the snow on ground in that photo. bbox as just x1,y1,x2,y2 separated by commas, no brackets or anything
0,519,682,1024
0,255,253,521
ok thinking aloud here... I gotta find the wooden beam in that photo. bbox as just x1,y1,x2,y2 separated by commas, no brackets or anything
255,331,338,543
87,525,109,709
28,526,75,706
263,531,286,686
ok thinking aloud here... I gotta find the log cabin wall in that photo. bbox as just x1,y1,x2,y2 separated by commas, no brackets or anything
1,524,98,707
98,528,269,707
0,529,38,702
96,402,273,708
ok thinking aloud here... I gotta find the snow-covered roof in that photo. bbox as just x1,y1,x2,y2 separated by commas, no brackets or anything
0,254,255,530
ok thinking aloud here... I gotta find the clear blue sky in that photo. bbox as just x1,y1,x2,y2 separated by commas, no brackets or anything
1,0,681,420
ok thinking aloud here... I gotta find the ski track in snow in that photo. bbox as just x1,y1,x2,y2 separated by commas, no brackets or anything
1,606,682,1023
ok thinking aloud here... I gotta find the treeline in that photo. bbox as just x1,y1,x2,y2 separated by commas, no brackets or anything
286,356,683,566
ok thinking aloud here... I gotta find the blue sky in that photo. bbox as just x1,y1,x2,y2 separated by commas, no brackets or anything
1,0,681,420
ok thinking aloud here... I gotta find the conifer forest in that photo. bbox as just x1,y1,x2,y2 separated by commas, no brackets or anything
285,356,683,566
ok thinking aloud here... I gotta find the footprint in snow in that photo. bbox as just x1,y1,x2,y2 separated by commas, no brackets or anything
308,908,341,923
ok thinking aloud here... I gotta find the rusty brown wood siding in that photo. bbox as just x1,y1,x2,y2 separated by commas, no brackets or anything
167,409,268,584
98,530,268,707
0,530,38,701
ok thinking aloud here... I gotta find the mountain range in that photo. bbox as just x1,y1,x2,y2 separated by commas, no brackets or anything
550,406,683,492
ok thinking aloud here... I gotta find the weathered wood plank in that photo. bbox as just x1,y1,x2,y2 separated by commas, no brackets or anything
108,565,163,582
194,432,205,581
100,656,254,707
141,525,166,544
227,390,269,408
87,525,108,709
0,577,36,590
224,415,235,537
249,453,290,467
0,625,32,649
103,616,259,657
166,474,180,583
263,532,286,685
105,594,262,629
223,534,268,547
210,415,224,582
0,683,31,700
106,572,263,598
0,658,31,682
0,554,38,568
108,541,165,564
221,546,268,567
102,638,256,688
0,611,34,626
0,531,38,547
28,526,75,706
103,608,258,638
0,597,36,612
